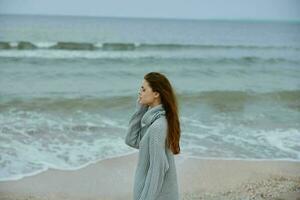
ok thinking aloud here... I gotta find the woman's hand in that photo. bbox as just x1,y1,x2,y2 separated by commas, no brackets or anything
135,97,148,112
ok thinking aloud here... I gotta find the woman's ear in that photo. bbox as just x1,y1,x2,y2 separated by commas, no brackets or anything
154,92,160,98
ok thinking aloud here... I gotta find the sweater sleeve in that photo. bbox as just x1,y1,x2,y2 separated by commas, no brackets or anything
125,98,148,149
138,121,170,200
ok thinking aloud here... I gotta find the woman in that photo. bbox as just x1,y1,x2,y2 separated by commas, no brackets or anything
125,72,181,200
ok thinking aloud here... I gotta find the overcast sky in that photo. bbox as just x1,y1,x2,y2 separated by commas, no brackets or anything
0,0,299,20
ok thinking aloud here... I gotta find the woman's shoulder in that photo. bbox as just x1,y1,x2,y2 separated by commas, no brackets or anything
147,117,167,135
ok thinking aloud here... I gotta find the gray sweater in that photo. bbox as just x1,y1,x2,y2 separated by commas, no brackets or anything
125,99,179,200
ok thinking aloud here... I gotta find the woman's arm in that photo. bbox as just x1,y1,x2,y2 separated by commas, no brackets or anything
138,120,170,200
125,98,148,149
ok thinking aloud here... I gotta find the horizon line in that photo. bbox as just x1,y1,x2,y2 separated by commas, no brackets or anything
1,13,300,23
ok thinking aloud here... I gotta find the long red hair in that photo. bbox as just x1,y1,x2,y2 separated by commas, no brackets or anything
144,72,181,155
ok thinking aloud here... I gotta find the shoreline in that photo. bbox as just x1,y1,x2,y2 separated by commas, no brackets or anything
2,154,300,183
0,153,299,200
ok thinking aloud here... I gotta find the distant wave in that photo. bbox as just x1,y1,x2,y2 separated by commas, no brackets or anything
0,95,132,112
179,90,300,104
0,53,299,66
1,41,300,51
1,90,299,112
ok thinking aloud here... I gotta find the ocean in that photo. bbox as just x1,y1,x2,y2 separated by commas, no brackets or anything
0,14,299,181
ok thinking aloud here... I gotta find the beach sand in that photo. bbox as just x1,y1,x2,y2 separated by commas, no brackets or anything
0,153,299,200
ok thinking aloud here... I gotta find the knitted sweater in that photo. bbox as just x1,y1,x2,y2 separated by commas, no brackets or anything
125,99,179,200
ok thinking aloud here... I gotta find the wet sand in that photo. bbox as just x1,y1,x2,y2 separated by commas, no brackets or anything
0,153,299,200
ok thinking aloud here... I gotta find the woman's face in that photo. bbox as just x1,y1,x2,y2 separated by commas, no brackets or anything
138,79,159,106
